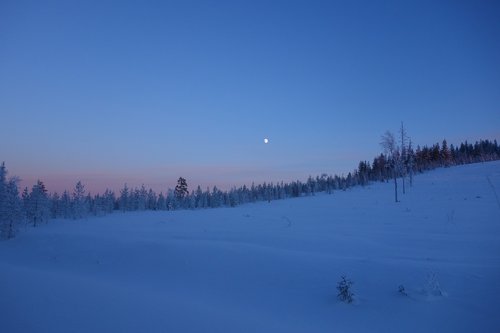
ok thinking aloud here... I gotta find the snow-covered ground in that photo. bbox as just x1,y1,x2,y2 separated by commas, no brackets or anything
1,161,500,333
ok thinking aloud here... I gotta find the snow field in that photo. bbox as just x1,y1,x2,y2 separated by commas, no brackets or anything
1,161,500,332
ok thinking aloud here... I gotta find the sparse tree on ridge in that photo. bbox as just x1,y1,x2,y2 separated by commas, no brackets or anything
174,177,189,206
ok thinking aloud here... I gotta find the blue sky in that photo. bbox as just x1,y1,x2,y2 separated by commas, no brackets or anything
1,0,499,194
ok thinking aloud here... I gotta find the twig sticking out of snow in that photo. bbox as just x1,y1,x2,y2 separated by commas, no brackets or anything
486,176,500,209
282,216,292,228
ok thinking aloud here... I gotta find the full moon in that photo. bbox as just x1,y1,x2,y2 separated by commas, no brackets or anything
264,138,269,144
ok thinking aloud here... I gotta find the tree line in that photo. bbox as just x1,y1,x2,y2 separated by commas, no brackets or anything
1,133,499,239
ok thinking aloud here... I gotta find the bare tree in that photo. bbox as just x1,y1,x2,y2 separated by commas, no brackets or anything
381,131,400,202
399,122,409,194
408,138,415,187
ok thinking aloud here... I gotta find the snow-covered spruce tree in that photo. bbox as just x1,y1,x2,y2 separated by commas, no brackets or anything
26,180,50,227
50,192,60,218
60,190,72,218
194,185,203,208
0,163,23,239
229,188,239,207
102,189,116,213
166,189,175,210
199,188,209,208
157,192,166,210
0,162,6,218
188,190,197,209
135,185,148,211
3,178,23,239
147,189,157,210
72,181,88,219
21,187,29,214
119,184,130,212
441,139,452,167
211,186,224,208
357,161,370,186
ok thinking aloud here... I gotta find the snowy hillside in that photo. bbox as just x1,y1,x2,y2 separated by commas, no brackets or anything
1,161,500,333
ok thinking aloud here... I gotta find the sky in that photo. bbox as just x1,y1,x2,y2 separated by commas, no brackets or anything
1,0,499,194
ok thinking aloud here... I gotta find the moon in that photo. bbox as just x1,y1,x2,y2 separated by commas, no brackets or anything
264,138,269,144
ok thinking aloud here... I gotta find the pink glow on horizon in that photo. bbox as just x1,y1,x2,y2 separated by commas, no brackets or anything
15,158,357,195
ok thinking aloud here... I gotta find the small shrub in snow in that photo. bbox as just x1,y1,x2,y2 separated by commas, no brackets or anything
424,272,444,297
398,284,408,296
337,275,354,303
